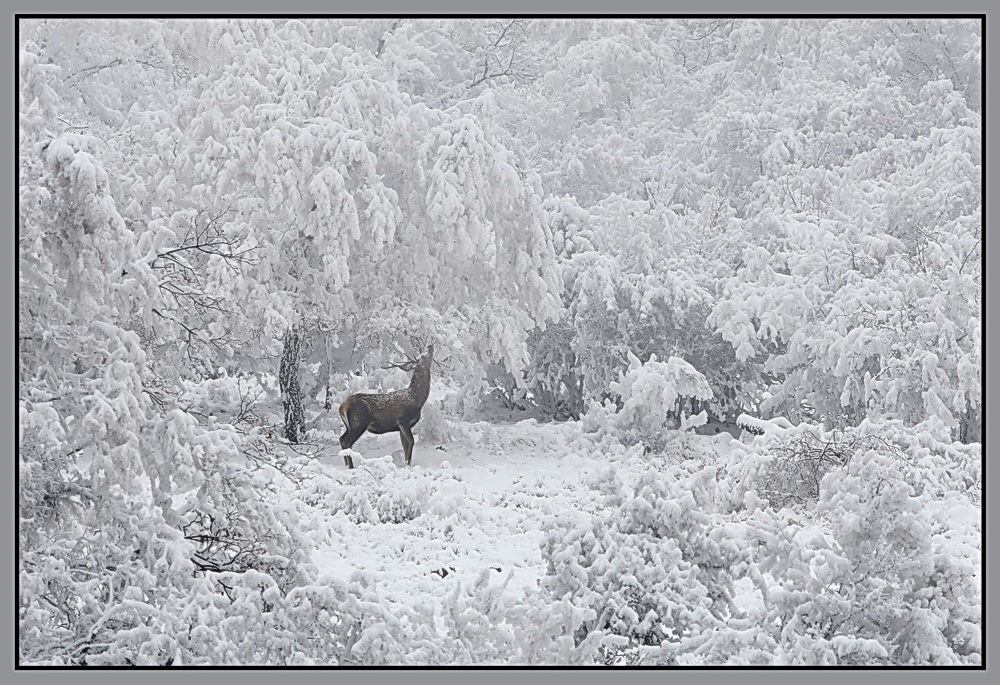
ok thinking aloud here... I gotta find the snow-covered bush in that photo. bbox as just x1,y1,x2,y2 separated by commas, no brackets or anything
528,190,764,425
420,568,603,665
734,449,981,665
300,453,464,526
132,569,415,665
758,427,904,508
716,418,981,514
415,394,458,444
375,477,433,524
523,319,586,420
585,353,713,453
540,466,745,664
536,423,980,666
177,373,266,425
853,417,981,501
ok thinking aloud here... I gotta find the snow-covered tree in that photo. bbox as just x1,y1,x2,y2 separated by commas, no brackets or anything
138,20,562,438
706,29,981,438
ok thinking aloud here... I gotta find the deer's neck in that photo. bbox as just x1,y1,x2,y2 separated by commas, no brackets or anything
409,367,431,406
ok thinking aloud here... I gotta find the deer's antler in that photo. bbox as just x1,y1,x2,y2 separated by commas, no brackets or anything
381,359,419,372
381,348,421,372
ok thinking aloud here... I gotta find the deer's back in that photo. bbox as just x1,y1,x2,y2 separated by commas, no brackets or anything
346,389,422,433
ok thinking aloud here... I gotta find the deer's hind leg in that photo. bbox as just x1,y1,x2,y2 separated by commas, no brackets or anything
339,402,371,469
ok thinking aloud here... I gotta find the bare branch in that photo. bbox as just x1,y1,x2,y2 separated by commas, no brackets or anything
65,58,125,82
958,237,981,274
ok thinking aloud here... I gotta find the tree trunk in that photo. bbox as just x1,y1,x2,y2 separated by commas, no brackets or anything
321,334,333,411
959,406,982,444
279,328,304,443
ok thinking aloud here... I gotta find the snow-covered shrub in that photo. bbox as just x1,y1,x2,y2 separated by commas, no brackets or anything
415,395,456,444
735,413,796,436
760,428,905,508
623,439,981,666
425,568,604,665
480,361,530,416
324,458,382,525
853,417,981,501
303,454,462,526
540,467,745,663
717,418,981,513
523,319,586,420
375,478,433,524
167,569,415,665
585,353,713,453
267,573,417,665
733,449,981,665
539,421,980,666
819,451,979,663
538,192,763,425
177,373,266,425
18,400,81,551
716,420,844,510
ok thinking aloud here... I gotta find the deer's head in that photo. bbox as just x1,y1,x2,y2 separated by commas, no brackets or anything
417,344,434,371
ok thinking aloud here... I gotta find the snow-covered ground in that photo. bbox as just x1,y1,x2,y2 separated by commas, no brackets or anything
273,414,752,622
248,405,982,666
302,419,604,604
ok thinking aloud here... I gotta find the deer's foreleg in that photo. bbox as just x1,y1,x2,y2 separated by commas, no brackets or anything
398,422,415,466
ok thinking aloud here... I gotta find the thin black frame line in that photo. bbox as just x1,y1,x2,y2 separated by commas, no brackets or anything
12,13,990,19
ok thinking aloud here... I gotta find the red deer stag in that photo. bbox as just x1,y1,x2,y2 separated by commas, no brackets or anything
338,344,434,469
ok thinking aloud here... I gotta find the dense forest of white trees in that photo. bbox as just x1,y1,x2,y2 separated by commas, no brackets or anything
19,17,981,666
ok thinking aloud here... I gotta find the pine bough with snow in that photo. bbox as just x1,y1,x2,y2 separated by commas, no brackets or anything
18,17,981,666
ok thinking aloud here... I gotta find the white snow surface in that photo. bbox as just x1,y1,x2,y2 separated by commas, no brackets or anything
268,410,981,664
302,418,600,603
265,413,771,635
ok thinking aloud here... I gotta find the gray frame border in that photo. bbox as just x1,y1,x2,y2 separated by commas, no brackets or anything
5,2,992,684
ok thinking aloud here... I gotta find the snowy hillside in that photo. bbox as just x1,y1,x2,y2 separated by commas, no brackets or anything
18,17,981,666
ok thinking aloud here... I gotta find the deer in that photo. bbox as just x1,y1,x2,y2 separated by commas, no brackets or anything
338,344,434,469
